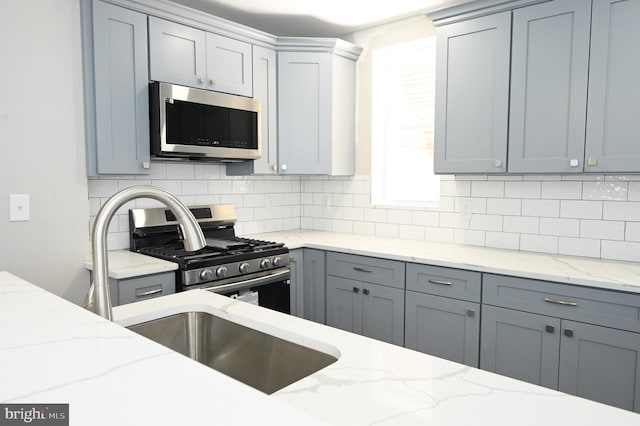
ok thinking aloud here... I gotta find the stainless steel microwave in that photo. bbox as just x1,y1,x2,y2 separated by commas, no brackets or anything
150,82,261,161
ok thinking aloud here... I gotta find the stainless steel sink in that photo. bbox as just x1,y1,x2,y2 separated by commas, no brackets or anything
127,311,338,394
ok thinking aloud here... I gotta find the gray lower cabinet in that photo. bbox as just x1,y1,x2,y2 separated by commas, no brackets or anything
91,272,175,307
481,273,640,413
508,0,591,173
325,252,405,345
404,264,481,367
81,0,150,175
584,0,640,172
302,249,326,324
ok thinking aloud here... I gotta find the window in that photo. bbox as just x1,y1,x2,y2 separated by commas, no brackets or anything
371,37,440,208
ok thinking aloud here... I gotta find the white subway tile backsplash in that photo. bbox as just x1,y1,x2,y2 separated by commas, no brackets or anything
560,200,602,220
541,181,582,200
487,198,521,215
582,181,627,201
471,181,504,198
505,181,541,199
399,225,426,241
580,220,624,241
602,241,640,262
486,232,520,250
470,214,503,231
540,218,580,237
603,201,640,221
503,216,539,234
166,163,195,179
520,234,558,254
425,226,454,243
521,199,560,217
89,170,640,264
559,237,600,258
454,229,485,246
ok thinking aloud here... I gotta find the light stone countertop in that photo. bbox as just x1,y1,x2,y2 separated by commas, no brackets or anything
248,230,640,293
2,271,639,425
83,250,177,279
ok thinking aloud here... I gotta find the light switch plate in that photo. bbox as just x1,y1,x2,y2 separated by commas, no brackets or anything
9,194,30,221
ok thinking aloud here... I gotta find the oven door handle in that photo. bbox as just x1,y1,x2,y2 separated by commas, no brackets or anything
199,270,290,294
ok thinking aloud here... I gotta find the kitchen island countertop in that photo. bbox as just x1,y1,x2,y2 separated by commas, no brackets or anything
2,270,639,425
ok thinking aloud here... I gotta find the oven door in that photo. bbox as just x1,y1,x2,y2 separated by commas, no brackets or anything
188,268,290,314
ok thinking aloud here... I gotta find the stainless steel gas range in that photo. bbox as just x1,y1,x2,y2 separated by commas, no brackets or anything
129,204,290,313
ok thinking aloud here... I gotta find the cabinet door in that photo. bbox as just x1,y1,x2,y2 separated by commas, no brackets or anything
205,33,252,97
303,249,326,324
480,305,560,389
434,12,510,174
326,276,362,334
227,46,278,175
405,291,479,367
559,321,640,413
148,17,207,88
508,0,591,173
91,0,149,175
278,51,332,174
288,249,303,317
362,283,404,346
584,0,640,173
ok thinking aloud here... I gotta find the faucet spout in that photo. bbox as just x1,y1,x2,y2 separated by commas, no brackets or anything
88,186,206,320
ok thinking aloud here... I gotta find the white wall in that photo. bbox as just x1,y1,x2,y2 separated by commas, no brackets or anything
0,0,90,304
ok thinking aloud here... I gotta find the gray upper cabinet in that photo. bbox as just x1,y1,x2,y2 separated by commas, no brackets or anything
227,46,278,175
584,0,640,173
508,0,591,173
82,0,150,175
433,12,511,174
148,17,252,97
278,47,357,175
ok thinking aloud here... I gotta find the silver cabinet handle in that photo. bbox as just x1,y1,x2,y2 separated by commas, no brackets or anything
429,279,453,286
466,309,475,317
353,266,372,273
136,288,162,297
544,297,578,307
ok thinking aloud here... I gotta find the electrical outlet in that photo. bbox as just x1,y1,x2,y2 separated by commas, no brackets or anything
322,195,331,210
9,194,30,222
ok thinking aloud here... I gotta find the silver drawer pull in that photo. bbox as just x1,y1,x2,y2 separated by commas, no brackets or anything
429,279,453,286
136,288,163,297
544,297,577,307
353,266,373,273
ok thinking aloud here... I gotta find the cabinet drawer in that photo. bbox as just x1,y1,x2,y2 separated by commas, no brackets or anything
326,252,405,289
114,272,175,306
483,274,640,333
406,264,481,302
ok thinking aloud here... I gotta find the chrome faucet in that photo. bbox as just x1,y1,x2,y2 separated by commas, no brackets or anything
86,186,206,320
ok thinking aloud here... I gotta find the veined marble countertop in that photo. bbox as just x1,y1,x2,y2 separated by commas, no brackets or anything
248,230,640,294
83,250,177,279
2,271,638,425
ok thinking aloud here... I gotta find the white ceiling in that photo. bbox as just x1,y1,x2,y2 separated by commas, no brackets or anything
170,0,470,37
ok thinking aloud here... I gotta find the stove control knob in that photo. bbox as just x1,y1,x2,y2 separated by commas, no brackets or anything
238,262,250,274
215,266,228,278
272,256,283,267
200,269,213,281
260,258,272,269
